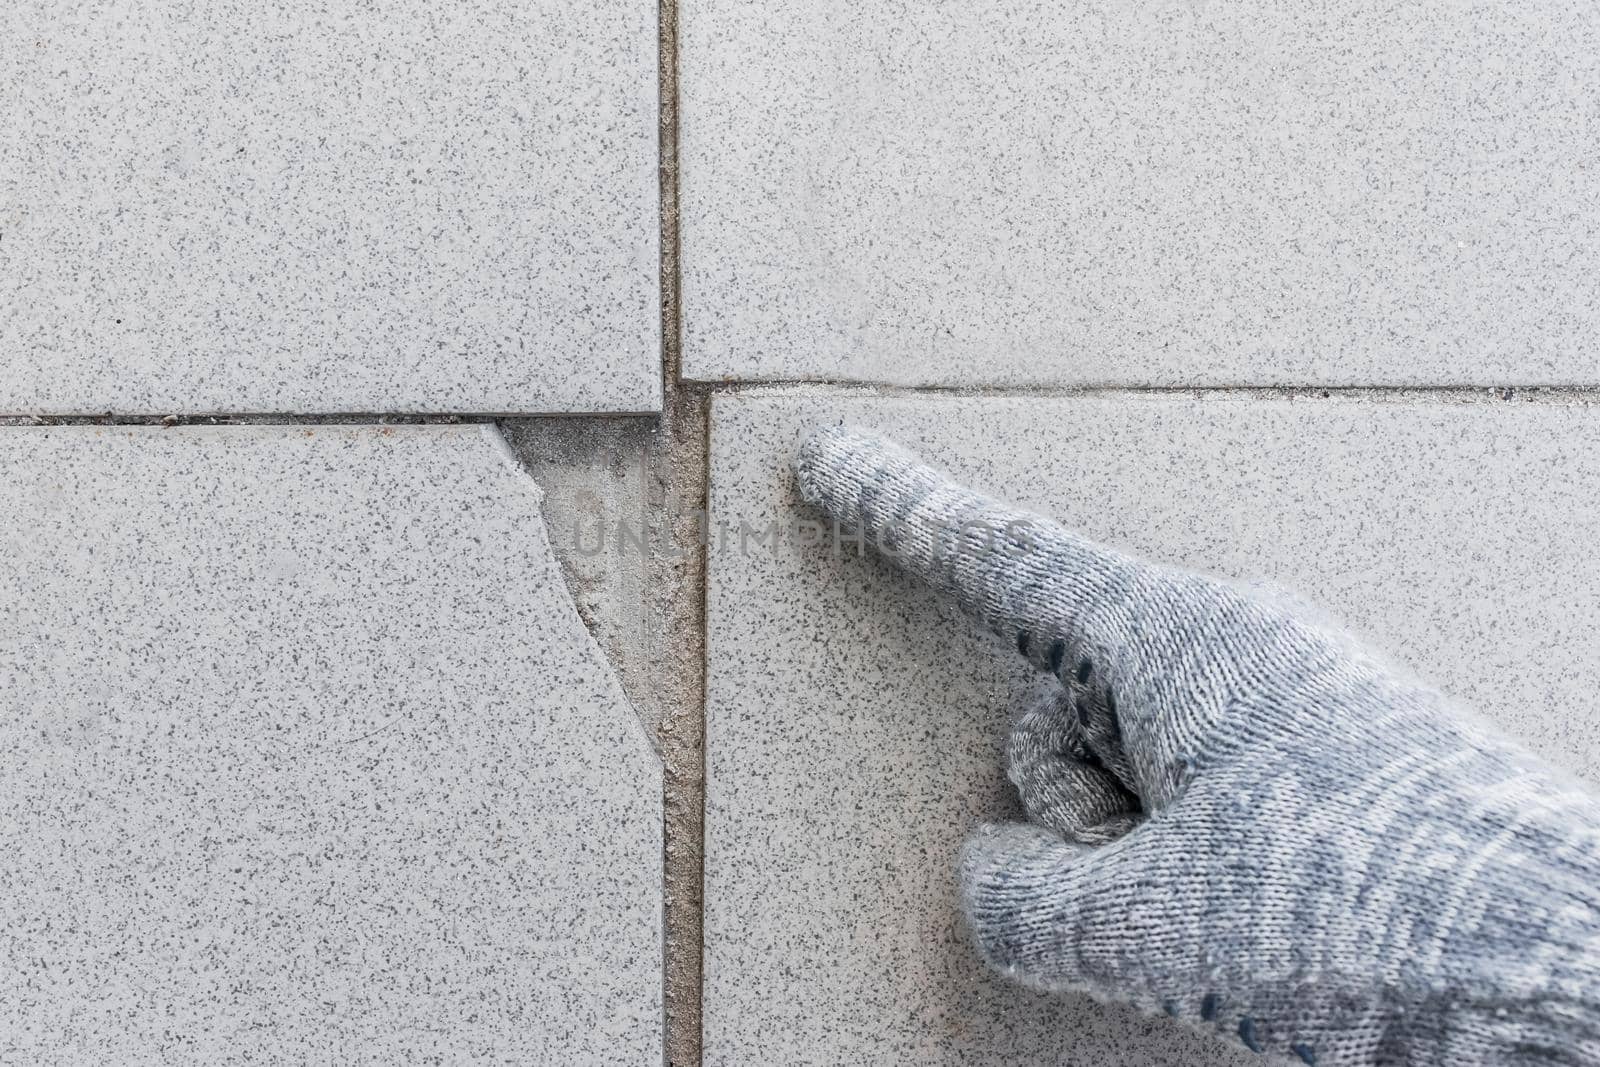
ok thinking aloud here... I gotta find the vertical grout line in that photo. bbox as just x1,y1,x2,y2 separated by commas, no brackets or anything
650,394,709,1067
657,0,682,403
652,0,712,1060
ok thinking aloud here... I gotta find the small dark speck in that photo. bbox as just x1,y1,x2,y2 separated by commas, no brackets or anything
1238,1017,1262,1053
1201,993,1218,1021
1292,1043,1317,1065
115,319,122,324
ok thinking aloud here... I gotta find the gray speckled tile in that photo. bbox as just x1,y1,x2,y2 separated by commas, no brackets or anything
2,2,658,414
0,425,661,1063
704,392,1600,1066
682,0,1600,387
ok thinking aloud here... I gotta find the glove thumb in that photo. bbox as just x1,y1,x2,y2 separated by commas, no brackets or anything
959,820,1161,998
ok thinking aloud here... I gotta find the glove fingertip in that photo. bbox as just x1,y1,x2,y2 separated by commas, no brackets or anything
793,424,890,512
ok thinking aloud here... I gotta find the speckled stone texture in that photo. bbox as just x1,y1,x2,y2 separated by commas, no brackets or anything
704,393,1600,1065
682,0,1600,387
0,426,662,1063
1,1,659,414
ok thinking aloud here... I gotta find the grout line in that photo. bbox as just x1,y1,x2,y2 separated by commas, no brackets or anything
700,381,1600,405
651,0,712,1061
6,381,1600,431
649,396,709,1067
0,412,646,426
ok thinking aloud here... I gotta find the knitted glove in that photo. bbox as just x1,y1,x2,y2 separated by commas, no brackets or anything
793,426,1600,1067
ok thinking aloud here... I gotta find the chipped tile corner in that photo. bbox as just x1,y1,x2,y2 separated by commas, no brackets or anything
0,423,663,1063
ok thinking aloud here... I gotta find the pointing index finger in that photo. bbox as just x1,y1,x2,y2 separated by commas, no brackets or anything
792,425,1140,668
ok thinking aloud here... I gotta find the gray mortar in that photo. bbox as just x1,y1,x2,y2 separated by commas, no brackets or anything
650,1,712,1053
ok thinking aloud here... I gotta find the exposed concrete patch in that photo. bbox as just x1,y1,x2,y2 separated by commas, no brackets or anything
500,417,658,740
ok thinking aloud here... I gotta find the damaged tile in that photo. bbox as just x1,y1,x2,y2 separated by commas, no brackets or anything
0,425,661,1062
704,392,1600,1065
1,1,659,413
682,0,1600,387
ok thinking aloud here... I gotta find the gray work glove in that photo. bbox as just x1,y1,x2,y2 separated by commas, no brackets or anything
794,425,1600,1067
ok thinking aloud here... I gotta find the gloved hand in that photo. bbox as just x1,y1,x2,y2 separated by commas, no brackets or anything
793,426,1600,1067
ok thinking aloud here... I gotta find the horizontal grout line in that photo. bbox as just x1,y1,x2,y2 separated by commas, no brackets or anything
0,411,659,427
701,380,1600,405
8,381,1600,428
